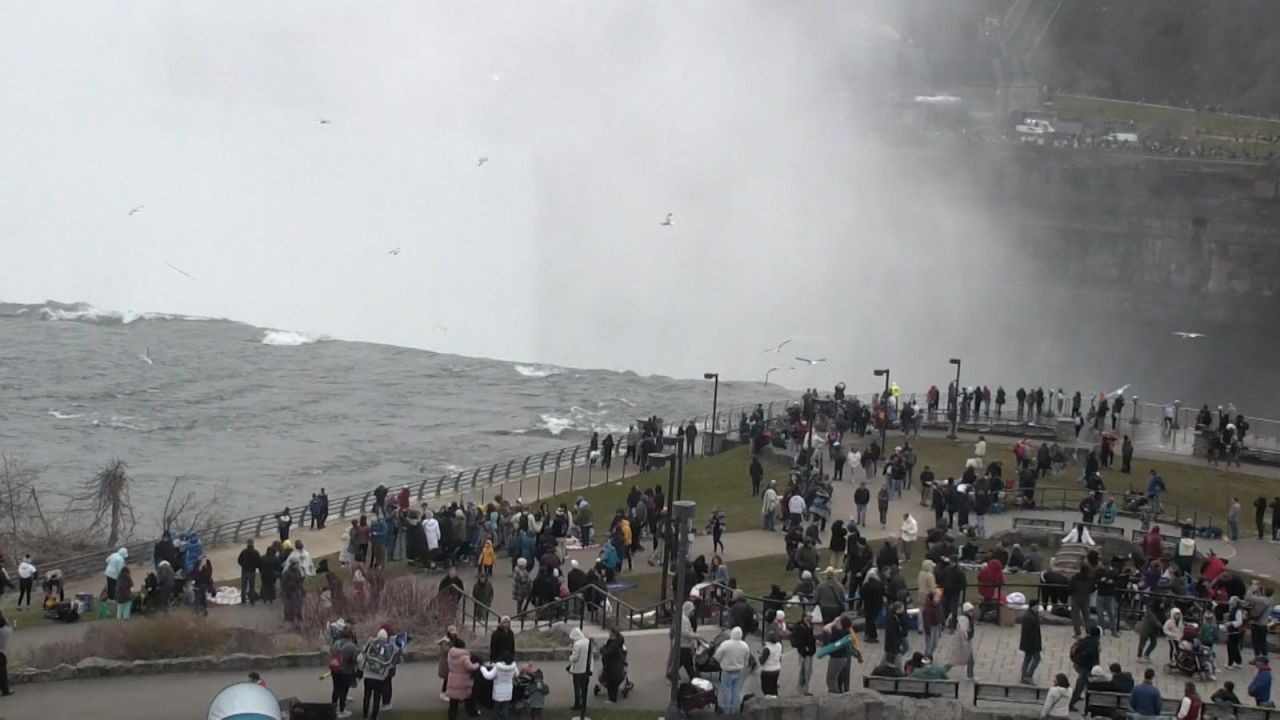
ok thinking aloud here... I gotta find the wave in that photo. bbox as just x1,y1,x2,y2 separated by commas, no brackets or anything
514,364,561,378
3,302,213,325
537,405,632,436
262,330,322,346
47,409,85,420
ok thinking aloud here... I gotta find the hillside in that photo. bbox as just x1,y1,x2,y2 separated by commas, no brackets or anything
1037,1,1280,116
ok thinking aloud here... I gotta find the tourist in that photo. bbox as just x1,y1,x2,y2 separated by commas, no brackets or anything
714,626,750,713
761,480,779,532
115,566,134,620
822,616,859,694
482,651,519,719
1041,673,1072,718
828,519,847,568
41,568,64,606
1132,668,1164,718
0,613,13,697
1176,681,1204,720
922,591,943,658
706,507,726,555
1212,681,1242,708
329,628,358,717
1228,498,1242,542
259,545,280,604
1249,585,1275,660
599,628,627,704
760,625,784,698
1255,497,1268,540
1069,565,1095,637
1249,657,1273,708
446,636,479,720
472,573,494,621
885,601,909,664
1069,626,1102,711
275,507,292,542
854,481,870,527
876,484,889,529
15,555,34,611
899,513,918,561
280,558,304,622
104,546,126,600
568,627,591,711
815,569,845,624
237,540,260,605
1226,597,1247,668
917,559,937,621
749,456,763,496
358,629,397,720
791,612,816,695
860,568,883,643
1020,604,1043,684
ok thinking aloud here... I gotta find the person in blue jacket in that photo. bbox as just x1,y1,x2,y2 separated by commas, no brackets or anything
1130,668,1164,717
1249,657,1273,707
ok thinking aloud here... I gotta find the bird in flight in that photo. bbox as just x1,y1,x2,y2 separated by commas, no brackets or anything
164,262,194,280
128,204,146,216
317,118,332,125
138,347,154,365
388,247,401,256
762,339,791,354
660,213,673,226
764,366,794,385
795,357,827,366
435,324,448,333
477,156,489,166
1172,331,1206,339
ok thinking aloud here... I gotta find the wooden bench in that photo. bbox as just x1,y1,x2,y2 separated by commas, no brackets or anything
1081,522,1126,538
1086,690,1280,720
1013,517,1066,532
863,675,960,699
973,682,1049,706
1085,690,1180,716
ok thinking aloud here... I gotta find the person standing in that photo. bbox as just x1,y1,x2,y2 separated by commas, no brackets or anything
568,627,591,711
115,566,134,620
237,540,260,605
749,456,764,497
16,555,35,611
1228,498,1242,543
759,627,783,698
922,591,943,658
876,485,889,530
713,625,749,712
1248,585,1275,660
1227,597,1247,669
1020,604,1043,684
854,482,870,528
791,613,816,695
1069,566,1095,638
104,547,126,601
481,652,519,719
761,481,779,532
1255,497,1268,540
446,637,479,720
275,508,292,542
598,629,627,704
685,422,698,458
899,513,918,561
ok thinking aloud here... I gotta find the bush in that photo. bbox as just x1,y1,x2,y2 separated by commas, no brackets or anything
19,612,274,669
299,575,453,643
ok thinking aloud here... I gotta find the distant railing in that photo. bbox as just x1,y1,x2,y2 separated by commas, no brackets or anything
43,400,782,582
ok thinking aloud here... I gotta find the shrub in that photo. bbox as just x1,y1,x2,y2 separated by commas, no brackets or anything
298,575,453,644
19,612,274,669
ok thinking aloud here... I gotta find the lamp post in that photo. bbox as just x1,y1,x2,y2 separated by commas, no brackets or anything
654,449,676,606
873,369,890,454
948,358,962,440
703,372,719,457
666,499,697,720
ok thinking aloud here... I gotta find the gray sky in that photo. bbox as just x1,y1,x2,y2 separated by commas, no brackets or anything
1,2,1015,390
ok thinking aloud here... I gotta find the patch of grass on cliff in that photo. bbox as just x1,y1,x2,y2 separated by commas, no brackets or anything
18,612,274,669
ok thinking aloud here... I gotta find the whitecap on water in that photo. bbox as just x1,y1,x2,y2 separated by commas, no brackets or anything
514,364,561,378
261,330,321,346
47,409,84,420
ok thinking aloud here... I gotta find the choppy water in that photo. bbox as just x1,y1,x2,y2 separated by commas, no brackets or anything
0,301,793,521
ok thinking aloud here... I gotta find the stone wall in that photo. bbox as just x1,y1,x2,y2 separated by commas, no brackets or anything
743,689,1037,720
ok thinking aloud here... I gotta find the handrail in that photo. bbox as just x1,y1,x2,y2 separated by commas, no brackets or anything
40,400,781,581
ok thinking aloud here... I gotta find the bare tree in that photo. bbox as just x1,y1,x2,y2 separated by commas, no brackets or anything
0,454,37,548
159,476,225,535
75,459,136,546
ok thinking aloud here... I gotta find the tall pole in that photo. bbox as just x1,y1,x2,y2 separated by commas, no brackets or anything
703,372,719,457
666,500,697,720
657,452,676,606
949,358,962,440
881,370,890,453
676,435,685,500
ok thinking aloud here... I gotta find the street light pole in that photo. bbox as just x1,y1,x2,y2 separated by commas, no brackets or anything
873,369,890,454
948,358,962,440
703,372,719,457
666,500,697,720
655,451,676,607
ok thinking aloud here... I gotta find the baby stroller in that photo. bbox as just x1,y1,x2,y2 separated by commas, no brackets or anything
677,678,719,715
1168,625,1215,680
694,631,728,676
593,676,634,699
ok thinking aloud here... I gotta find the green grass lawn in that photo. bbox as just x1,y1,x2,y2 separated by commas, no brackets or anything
533,446,791,532
1050,94,1280,151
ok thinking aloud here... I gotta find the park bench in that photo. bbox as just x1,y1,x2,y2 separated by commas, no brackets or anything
1085,690,1180,716
1013,517,1066,533
973,681,1048,706
1081,522,1126,538
863,675,960,699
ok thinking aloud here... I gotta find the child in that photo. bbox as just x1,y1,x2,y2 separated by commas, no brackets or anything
523,665,549,720
478,539,496,577
351,564,367,607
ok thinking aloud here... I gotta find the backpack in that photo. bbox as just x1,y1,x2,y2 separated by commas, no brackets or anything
360,640,395,678
1069,639,1084,666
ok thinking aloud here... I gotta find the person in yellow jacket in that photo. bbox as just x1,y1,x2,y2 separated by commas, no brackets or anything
620,518,632,548
478,539,496,577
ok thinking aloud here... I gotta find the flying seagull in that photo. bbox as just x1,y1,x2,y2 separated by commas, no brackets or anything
138,347,153,366
794,357,827,366
1172,331,1206,339
388,247,401,256
317,118,332,125
660,213,673,227
477,156,489,166
435,324,448,333
764,366,794,385
164,261,194,280
762,339,791,354
128,204,146,216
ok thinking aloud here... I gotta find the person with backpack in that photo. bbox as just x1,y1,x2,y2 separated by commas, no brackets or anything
1068,626,1102,712
329,626,358,718
359,629,398,720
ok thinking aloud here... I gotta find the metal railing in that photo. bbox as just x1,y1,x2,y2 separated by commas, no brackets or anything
42,401,783,581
